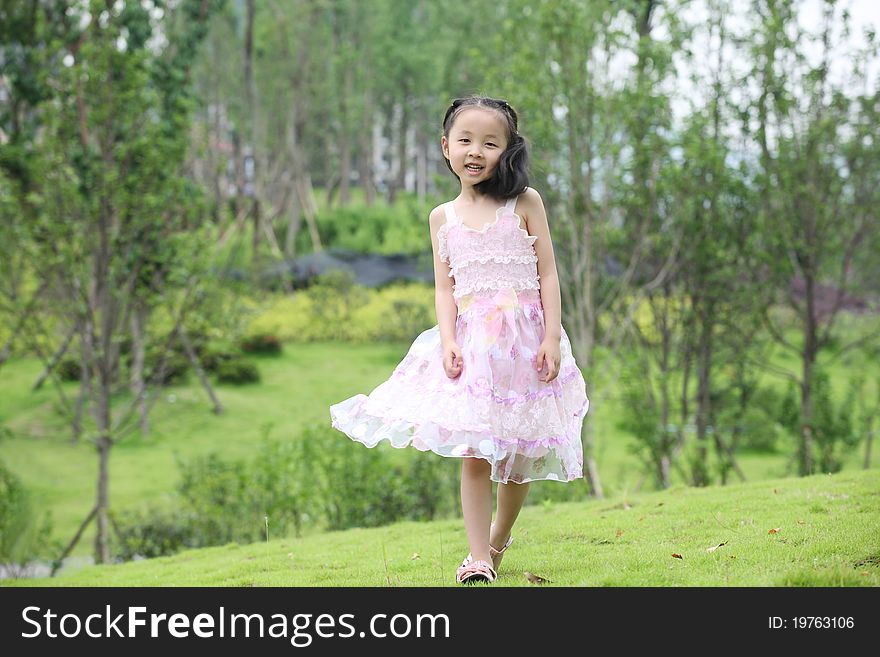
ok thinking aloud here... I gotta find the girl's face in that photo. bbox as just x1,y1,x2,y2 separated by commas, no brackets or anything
442,107,509,186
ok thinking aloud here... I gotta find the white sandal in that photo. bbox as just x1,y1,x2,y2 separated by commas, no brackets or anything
489,533,514,571
456,555,497,584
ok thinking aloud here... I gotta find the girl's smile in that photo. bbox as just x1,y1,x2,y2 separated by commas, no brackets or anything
442,107,509,184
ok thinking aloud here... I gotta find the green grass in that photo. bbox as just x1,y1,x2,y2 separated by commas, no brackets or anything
4,467,877,587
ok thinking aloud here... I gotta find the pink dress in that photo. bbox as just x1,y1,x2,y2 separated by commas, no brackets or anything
329,193,589,483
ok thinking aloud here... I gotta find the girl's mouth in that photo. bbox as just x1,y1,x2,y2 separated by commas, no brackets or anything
465,164,483,174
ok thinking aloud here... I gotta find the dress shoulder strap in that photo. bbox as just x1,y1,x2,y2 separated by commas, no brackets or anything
443,201,458,224
504,194,520,214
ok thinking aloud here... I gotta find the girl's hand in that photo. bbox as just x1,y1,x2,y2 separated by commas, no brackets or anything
536,338,561,382
443,342,464,378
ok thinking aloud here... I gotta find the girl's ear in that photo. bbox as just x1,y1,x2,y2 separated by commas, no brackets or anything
440,135,448,158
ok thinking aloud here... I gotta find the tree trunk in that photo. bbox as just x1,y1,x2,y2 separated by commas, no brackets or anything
244,0,260,257
693,303,712,486
130,300,149,436
94,431,111,563
360,107,376,205
177,324,224,415
32,324,76,390
71,315,94,445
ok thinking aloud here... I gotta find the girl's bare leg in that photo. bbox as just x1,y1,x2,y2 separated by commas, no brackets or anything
460,458,493,564
491,481,530,549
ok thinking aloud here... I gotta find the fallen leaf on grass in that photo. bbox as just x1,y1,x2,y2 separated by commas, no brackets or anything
524,571,552,584
615,529,625,537
410,553,420,560
797,520,806,525
706,541,728,553
671,553,683,559
768,527,781,534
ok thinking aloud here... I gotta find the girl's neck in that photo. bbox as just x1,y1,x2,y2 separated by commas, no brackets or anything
457,188,498,207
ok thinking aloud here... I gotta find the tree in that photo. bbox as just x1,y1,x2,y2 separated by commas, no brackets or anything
747,0,880,475
0,0,223,565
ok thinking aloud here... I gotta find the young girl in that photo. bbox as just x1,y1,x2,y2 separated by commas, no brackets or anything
330,95,589,584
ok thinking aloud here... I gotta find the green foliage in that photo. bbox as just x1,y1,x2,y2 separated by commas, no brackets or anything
311,192,431,256
143,344,191,386
175,452,256,546
110,505,201,561
778,367,860,474
303,270,371,340
109,424,461,560
215,357,260,384
811,369,859,473
715,379,786,454
247,274,435,344
57,358,81,383
310,426,458,531
0,461,56,576
239,333,282,355
197,340,243,373
615,357,665,484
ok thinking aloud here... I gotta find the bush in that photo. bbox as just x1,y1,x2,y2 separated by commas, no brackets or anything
175,452,258,546
57,357,80,382
246,279,435,344
197,340,242,373
303,269,371,340
216,358,260,384
240,333,282,355
143,346,191,385
0,461,55,577
111,505,201,560
777,367,859,474
107,424,463,561
310,192,431,256
304,424,459,530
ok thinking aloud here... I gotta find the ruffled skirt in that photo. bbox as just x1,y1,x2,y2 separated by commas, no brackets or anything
329,287,589,483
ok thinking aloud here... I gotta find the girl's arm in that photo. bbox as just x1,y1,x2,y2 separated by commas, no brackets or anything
521,187,562,342
429,206,458,347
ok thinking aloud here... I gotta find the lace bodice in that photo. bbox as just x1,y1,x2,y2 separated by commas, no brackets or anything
437,194,540,302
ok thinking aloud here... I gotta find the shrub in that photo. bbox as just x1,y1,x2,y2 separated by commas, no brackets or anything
57,357,81,382
110,505,201,560
310,192,431,256
240,333,282,355
246,280,435,344
0,461,55,577
216,358,260,384
143,345,190,385
197,340,242,373
106,423,464,561
304,269,371,340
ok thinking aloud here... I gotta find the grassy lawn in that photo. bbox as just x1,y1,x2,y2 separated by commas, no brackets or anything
0,313,876,560
3,467,877,586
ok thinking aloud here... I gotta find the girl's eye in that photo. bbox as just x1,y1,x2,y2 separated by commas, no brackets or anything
459,139,469,142
487,143,496,147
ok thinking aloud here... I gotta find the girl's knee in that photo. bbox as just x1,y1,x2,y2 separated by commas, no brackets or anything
461,457,490,475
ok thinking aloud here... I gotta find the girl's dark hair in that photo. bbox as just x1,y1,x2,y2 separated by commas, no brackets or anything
442,95,530,201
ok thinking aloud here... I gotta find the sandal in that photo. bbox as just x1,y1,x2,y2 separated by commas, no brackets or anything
459,524,515,580
489,533,514,571
456,555,497,584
